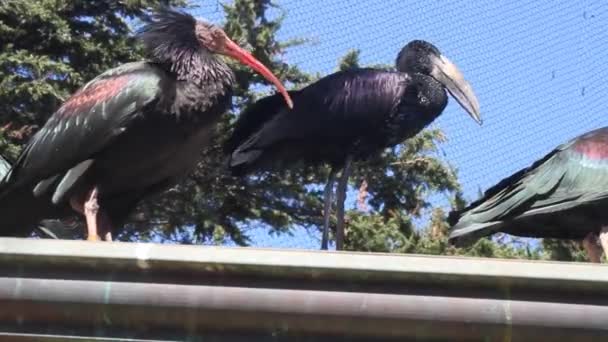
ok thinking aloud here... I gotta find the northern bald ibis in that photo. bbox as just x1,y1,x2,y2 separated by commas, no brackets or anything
225,40,481,250
0,7,292,241
449,127,608,263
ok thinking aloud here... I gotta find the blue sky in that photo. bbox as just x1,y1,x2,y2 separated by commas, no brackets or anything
190,1,608,249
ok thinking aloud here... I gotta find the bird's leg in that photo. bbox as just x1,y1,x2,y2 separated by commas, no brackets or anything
599,226,608,263
69,188,113,242
85,190,114,242
70,193,97,241
582,232,602,263
335,155,353,251
83,187,102,241
321,168,337,250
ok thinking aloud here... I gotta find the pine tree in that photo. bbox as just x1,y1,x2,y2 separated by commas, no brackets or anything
0,0,585,260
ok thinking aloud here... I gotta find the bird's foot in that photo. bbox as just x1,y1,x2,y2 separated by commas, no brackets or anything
103,231,113,242
84,188,100,215
87,234,100,242
84,187,101,242
583,232,602,263
599,227,608,263
71,187,113,242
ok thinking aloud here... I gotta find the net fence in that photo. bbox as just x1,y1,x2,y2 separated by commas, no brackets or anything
190,1,608,248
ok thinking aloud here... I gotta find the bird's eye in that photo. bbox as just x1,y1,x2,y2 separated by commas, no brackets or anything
212,30,228,52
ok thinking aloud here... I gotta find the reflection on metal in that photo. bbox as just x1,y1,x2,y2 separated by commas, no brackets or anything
0,237,607,341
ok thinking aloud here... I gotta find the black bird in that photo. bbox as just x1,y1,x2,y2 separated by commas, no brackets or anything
449,127,608,263
225,40,481,250
0,8,292,241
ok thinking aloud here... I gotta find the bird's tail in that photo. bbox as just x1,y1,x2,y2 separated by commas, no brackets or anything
446,176,529,247
447,147,567,247
224,90,300,176
0,184,48,237
446,183,528,247
0,154,74,238
447,211,505,247
227,140,264,176
0,154,37,236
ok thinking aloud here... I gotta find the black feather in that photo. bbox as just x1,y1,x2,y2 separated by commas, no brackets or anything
138,7,222,83
139,7,198,61
226,68,448,174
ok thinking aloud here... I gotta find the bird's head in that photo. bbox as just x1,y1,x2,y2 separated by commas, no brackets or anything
396,40,481,125
139,7,293,109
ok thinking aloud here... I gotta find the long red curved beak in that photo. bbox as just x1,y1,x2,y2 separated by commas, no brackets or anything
220,38,293,109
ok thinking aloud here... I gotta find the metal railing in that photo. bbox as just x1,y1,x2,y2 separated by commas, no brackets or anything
0,237,607,341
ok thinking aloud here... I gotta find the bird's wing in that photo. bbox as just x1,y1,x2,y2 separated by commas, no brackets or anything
0,155,10,179
2,62,166,191
224,89,301,154
449,127,608,237
520,129,608,214
230,69,406,151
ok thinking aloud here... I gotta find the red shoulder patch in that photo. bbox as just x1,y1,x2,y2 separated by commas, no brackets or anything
58,75,132,118
573,129,608,160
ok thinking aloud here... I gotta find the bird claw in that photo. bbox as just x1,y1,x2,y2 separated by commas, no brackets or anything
599,227,608,263
87,234,100,242
103,231,113,242
583,232,602,263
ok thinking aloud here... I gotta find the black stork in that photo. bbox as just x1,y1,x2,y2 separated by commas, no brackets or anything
225,40,481,250
0,7,293,241
449,127,608,263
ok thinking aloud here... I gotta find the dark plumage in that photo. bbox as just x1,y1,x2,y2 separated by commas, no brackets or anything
0,7,292,241
0,155,66,239
448,127,608,262
225,40,481,250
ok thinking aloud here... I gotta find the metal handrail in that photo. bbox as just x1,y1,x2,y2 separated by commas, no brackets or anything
0,238,607,341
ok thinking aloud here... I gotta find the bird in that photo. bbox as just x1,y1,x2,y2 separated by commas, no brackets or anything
225,40,482,250
0,154,80,239
0,7,293,241
448,127,608,263
0,155,9,179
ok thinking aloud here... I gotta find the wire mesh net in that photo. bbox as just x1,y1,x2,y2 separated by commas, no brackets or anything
190,1,608,248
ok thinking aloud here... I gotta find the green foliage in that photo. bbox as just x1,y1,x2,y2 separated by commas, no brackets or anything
542,239,588,262
345,206,543,260
0,0,587,261
338,49,360,71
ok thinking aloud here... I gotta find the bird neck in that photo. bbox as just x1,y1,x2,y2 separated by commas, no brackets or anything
167,51,236,121
408,74,448,115
171,50,235,89
382,74,447,147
